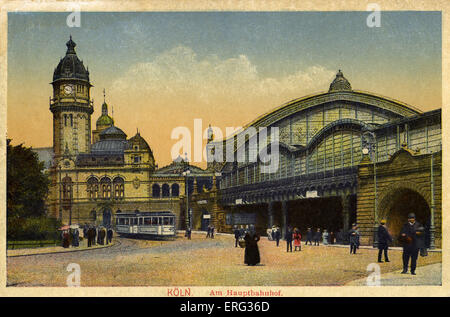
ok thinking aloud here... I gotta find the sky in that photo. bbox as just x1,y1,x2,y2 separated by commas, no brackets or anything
7,11,442,168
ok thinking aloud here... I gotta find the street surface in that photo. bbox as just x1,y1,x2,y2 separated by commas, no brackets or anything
7,233,441,287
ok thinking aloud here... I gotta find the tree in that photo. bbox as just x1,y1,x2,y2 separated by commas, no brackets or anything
7,139,50,220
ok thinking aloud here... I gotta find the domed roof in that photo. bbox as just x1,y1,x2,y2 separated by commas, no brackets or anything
96,101,114,128
91,139,129,153
53,36,90,82
99,126,127,140
97,114,114,127
127,132,152,152
329,70,352,92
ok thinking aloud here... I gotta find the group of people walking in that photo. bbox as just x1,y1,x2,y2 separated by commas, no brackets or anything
83,224,113,247
61,227,80,248
205,225,215,238
238,212,428,275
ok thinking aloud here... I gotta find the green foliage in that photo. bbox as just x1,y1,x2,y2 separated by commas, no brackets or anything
7,139,52,240
7,139,50,219
7,216,62,241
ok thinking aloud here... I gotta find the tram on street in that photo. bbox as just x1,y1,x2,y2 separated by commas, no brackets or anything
115,210,176,238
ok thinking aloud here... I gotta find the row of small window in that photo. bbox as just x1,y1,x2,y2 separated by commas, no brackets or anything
87,176,125,199
152,183,179,198
117,217,174,226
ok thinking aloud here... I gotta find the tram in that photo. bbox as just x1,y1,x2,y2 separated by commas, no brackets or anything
115,210,176,238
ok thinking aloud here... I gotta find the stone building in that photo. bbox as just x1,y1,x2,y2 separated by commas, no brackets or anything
39,37,214,228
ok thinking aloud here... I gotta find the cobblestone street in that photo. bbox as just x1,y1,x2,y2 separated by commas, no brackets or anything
7,233,441,287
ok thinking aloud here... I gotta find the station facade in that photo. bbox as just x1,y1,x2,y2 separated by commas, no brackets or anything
192,70,442,248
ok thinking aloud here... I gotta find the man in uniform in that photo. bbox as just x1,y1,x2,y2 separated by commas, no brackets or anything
377,219,392,263
399,213,423,275
285,226,293,252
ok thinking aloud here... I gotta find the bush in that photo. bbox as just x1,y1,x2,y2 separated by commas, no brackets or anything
7,216,62,241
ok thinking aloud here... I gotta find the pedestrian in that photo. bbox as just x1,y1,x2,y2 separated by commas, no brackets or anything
293,228,302,251
107,227,114,244
329,231,335,244
314,228,321,246
306,228,313,245
244,225,260,266
206,225,211,238
348,224,360,254
234,226,240,247
274,227,281,247
87,227,92,247
100,227,106,245
83,224,88,240
322,229,329,246
62,230,70,248
211,225,215,239
239,225,245,238
72,228,79,247
377,219,392,263
68,228,74,246
185,227,192,240
285,226,293,252
399,213,423,275
93,226,97,245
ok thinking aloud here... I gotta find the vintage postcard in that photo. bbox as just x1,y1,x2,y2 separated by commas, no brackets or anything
0,0,448,300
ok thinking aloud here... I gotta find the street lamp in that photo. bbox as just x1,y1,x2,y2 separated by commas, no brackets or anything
362,131,378,248
182,169,191,230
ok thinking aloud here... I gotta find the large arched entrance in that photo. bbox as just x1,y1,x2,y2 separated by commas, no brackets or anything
379,188,430,247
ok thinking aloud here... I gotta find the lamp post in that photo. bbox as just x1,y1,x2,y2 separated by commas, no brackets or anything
182,169,191,230
362,131,377,248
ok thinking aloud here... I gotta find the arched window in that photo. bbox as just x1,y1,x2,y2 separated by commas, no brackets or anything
113,176,125,198
162,184,170,198
152,184,160,198
70,114,73,127
171,183,180,197
64,114,67,127
87,177,99,199
90,209,97,221
100,176,112,199
62,176,72,209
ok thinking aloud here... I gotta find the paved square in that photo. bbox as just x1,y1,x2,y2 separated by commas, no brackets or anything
7,233,441,286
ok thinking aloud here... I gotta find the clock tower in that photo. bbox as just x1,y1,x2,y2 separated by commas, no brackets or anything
50,36,94,159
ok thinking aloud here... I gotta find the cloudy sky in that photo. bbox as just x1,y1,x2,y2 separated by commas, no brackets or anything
7,11,441,167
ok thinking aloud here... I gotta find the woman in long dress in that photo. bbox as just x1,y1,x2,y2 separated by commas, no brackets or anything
244,225,261,266
293,228,302,251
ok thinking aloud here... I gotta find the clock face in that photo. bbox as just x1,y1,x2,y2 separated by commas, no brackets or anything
64,85,73,95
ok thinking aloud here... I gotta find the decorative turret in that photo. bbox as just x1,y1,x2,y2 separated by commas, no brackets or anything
329,70,352,92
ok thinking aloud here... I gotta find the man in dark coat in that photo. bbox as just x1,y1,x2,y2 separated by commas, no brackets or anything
399,213,423,275
348,224,360,254
99,227,106,245
377,219,392,262
93,226,97,245
244,225,260,266
211,226,215,239
285,226,293,252
107,227,113,244
234,226,240,247
306,228,313,245
314,228,321,246
206,225,211,238
72,229,80,247
274,227,281,247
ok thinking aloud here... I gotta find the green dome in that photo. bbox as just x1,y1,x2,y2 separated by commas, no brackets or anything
96,114,114,127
